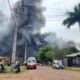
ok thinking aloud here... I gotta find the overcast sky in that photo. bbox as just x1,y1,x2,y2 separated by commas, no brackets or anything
0,0,80,43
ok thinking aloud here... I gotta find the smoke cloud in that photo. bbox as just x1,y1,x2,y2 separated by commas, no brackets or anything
0,0,45,56
0,0,76,56
0,10,12,41
44,32,75,49
0,10,6,24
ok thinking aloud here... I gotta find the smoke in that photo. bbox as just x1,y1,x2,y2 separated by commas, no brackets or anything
44,32,75,49
0,0,76,56
0,10,12,41
10,0,45,45
0,10,6,24
12,0,45,32
0,0,45,56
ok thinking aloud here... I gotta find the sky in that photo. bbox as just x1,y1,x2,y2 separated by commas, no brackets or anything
0,0,80,43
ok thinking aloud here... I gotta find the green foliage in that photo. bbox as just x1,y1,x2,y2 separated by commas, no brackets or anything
54,48,71,59
45,51,54,59
53,47,79,59
38,45,55,63
5,65,27,73
38,45,79,63
20,66,27,72
63,3,80,28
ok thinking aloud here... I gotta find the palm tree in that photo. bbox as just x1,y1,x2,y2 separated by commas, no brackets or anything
63,3,80,28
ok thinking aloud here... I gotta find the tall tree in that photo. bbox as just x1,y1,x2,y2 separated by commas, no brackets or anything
38,45,55,63
63,3,80,28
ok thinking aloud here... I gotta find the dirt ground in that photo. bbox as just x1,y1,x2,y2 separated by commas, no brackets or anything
0,66,80,80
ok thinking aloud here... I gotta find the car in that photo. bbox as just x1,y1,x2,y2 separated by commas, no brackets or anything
27,57,37,69
52,60,64,69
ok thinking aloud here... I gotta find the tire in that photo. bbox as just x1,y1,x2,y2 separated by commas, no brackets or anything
34,66,37,69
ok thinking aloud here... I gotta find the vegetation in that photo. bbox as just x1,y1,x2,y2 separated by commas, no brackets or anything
65,67,80,72
63,3,80,28
4,65,27,73
54,47,79,59
38,45,79,64
38,45,55,64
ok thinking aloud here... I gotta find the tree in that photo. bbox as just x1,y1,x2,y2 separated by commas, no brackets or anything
38,44,79,64
38,45,55,64
54,47,79,59
45,51,54,61
63,3,80,28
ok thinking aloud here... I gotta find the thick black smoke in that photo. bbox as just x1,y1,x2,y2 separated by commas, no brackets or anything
13,0,45,57
0,0,45,57
0,0,76,57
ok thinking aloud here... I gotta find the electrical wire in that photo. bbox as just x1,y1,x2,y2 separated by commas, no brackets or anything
5,0,66,22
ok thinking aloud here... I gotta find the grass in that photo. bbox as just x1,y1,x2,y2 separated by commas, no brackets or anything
65,67,80,72
4,65,27,73
20,66,27,72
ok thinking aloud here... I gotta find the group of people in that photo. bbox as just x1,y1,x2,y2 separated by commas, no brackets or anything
0,60,21,73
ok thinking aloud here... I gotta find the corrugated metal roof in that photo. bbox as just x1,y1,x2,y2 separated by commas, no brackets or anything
66,52,80,57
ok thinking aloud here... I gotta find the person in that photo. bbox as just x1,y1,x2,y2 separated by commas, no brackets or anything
23,61,27,66
0,61,5,73
14,61,21,73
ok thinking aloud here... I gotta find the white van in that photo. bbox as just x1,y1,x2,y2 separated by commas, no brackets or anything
27,57,37,69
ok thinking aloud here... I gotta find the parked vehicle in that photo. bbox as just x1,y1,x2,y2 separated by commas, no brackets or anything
27,57,37,69
52,60,64,69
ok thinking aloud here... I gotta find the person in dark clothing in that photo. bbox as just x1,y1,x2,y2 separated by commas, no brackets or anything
0,62,5,73
14,61,21,73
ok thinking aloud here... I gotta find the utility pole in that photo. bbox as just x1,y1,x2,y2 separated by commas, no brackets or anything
11,0,31,71
7,0,19,71
24,44,27,64
11,24,18,72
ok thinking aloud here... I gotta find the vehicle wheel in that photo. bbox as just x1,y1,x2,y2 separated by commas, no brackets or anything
34,66,37,69
27,67,29,69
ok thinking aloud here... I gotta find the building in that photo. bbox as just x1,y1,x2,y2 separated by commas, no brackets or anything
63,52,80,67
0,57,10,64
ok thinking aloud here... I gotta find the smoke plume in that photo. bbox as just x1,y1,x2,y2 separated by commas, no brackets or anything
0,0,76,57
0,0,45,56
44,32,75,49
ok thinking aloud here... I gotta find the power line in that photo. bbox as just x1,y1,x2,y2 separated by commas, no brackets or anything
7,0,65,23
45,16,65,19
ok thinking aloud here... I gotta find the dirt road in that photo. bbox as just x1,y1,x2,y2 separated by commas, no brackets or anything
0,66,80,80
